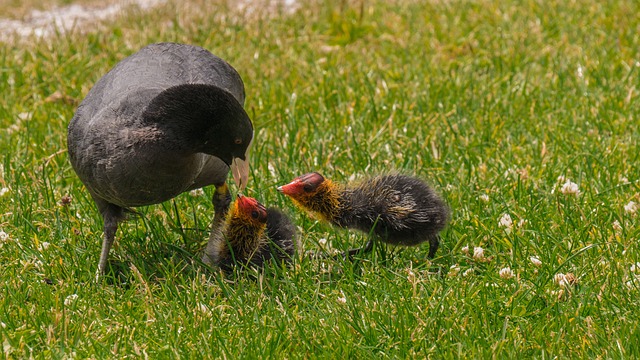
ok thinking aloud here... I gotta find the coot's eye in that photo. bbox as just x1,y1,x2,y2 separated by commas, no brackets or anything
234,138,242,145
251,210,259,219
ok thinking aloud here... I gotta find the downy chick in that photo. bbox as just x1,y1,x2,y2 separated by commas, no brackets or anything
203,185,298,272
278,173,449,258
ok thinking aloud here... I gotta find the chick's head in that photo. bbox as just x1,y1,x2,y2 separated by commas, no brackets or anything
278,172,340,222
234,195,268,225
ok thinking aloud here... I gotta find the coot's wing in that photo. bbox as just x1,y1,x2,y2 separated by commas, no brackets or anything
73,42,245,125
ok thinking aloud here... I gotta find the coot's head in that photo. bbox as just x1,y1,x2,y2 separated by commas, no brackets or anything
145,84,254,190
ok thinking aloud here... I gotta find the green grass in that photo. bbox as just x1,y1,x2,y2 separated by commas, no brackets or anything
1,0,640,357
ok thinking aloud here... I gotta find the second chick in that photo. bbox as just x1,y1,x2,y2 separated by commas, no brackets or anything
278,173,449,258
202,185,298,272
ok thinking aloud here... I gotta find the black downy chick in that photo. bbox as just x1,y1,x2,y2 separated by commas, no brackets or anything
202,184,298,272
278,173,449,258
67,43,253,279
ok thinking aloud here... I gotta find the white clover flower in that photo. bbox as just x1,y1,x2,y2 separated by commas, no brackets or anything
188,188,204,197
560,180,580,195
448,264,460,277
554,273,568,286
268,162,278,178
461,245,469,255
626,279,638,289
479,194,489,203
516,167,530,180
499,267,514,279
554,273,577,287
549,289,565,299
498,213,513,231
196,303,210,314
0,231,8,242
336,292,347,304
318,238,328,246
64,294,79,306
576,64,584,78
504,168,515,178
619,176,629,184
624,201,638,214
473,247,485,260
406,269,416,282
530,256,542,267
563,273,578,286
39,242,50,251
462,268,474,277
0,187,8,197
612,220,622,231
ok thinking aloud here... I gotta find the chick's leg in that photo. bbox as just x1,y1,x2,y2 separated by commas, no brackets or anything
427,234,440,259
202,183,231,265
343,238,375,259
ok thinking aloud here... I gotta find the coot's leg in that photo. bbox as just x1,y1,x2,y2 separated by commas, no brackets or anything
94,199,125,282
202,183,231,266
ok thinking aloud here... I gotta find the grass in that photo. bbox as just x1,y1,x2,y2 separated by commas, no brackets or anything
1,0,640,357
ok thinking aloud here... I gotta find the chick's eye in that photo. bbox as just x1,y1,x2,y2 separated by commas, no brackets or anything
303,184,313,192
234,138,243,145
251,210,259,219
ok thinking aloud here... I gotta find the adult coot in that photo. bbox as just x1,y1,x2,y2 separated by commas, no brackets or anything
67,43,253,279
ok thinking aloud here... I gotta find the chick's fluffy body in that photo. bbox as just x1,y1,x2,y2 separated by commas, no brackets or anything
283,174,449,252
203,188,297,271
339,175,449,246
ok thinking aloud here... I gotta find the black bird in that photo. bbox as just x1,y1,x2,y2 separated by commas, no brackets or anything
67,43,253,279
278,173,449,258
202,184,298,272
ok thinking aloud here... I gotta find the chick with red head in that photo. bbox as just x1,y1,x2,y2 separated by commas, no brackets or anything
278,172,449,258
203,185,298,272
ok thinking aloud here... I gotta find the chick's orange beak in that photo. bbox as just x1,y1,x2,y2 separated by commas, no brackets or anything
277,179,304,197
236,194,257,211
278,172,325,198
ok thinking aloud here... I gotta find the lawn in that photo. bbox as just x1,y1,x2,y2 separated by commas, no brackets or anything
1,0,639,357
